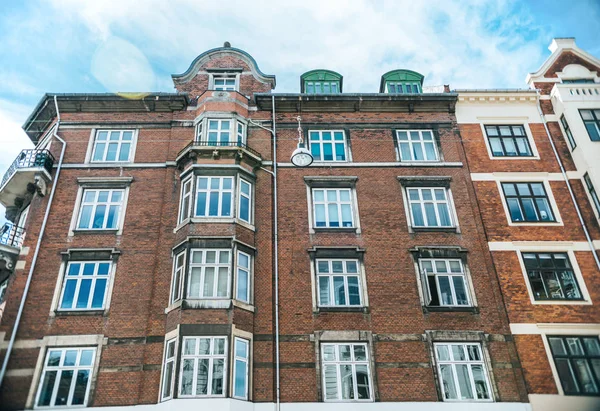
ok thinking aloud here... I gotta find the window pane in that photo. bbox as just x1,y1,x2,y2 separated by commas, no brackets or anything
340,364,354,399
440,364,457,399
348,277,361,305
456,364,474,399
93,143,105,161
318,276,330,305
573,359,598,393
424,203,438,226
91,279,107,308
503,138,517,156
411,203,424,226
424,143,437,160
324,365,338,399
209,192,219,216
212,358,225,395
333,276,346,305
181,359,194,395
507,198,523,221
118,143,130,161
437,203,452,226
38,371,57,406
438,276,453,305
196,358,209,395
72,370,89,405
61,280,77,309
323,143,333,161
412,144,424,160
76,279,92,308
400,142,411,160
453,276,468,305
78,205,92,229
436,345,450,361
237,269,249,302
555,358,579,393
472,365,490,399
355,365,370,399
234,359,247,398
55,370,74,405
106,143,118,161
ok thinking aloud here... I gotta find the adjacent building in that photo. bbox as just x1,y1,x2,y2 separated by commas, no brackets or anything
0,38,597,411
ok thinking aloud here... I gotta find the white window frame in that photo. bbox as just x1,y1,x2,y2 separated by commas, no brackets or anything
88,129,137,163
321,342,373,402
478,122,540,161
161,338,177,401
178,177,193,224
419,259,471,307
237,178,253,224
308,130,349,162
34,347,97,408
316,259,363,307
232,337,250,400
406,187,455,228
194,116,247,146
311,188,355,229
211,73,239,91
194,176,234,218
178,336,228,398
235,251,252,304
170,251,186,305
187,249,231,299
57,261,113,311
75,188,125,231
395,130,439,162
434,342,493,402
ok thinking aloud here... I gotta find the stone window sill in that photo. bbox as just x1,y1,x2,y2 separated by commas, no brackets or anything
423,306,478,314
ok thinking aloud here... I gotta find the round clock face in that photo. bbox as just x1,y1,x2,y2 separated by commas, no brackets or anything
291,152,313,167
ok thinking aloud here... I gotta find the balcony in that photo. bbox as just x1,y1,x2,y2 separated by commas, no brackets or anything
0,149,54,220
552,83,600,103
0,223,25,281
176,140,262,166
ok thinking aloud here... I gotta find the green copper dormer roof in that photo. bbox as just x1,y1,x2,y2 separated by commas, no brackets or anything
379,69,424,92
301,69,343,93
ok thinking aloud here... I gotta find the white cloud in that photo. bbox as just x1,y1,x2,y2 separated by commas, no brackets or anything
45,0,549,92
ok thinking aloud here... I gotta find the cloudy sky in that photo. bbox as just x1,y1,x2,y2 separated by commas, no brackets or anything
0,0,599,222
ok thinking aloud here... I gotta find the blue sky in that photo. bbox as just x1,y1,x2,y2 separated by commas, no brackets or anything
0,0,599,222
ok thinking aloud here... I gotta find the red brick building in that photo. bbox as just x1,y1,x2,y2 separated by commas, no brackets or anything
0,39,595,411
456,38,600,411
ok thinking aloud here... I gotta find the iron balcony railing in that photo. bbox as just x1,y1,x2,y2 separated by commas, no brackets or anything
0,222,25,249
0,149,55,189
178,140,262,159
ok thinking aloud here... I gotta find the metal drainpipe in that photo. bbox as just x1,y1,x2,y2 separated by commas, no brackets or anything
271,94,281,411
249,95,279,410
0,95,66,387
536,90,600,270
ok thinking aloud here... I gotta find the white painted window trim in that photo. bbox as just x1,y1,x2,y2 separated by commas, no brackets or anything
194,176,235,219
193,113,248,145
160,338,177,401
320,342,374,402
48,258,118,317
418,258,472,307
495,179,564,227
158,328,179,403
56,260,114,312
237,176,253,225
69,184,130,236
310,188,357,229
582,174,600,225
234,250,252,304
27,335,105,409
178,336,228,398
478,121,540,160
232,337,250,400
187,249,232,299
178,177,193,224
308,130,351,163
404,186,458,230
170,251,186,305
315,258,364,308
433,342,494,402
85,129,138,164
208,73,240,92
395,129,440,162
516,250,592,305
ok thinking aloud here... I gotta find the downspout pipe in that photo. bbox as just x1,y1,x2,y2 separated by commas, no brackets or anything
0,96,66,387
535,90,600,271
248,95,279,411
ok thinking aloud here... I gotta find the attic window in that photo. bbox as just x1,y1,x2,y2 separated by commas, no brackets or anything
380,69,424,94
212,74,238,91
563,79,595,84
301,70,342,94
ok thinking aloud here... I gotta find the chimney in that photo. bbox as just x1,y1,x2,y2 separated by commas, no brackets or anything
443,85,451,93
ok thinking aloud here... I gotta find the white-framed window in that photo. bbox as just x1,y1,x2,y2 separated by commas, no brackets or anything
501,182,555,223
419,259,470,307
161,339,177,401
584,173,600,217
58,261,112,311
238,179,252,224
0,279,7,303
312,188,355,228
179,336,227,397
195,176,233,218
170,252,186,304
396,130,438,161
321,343,372,402
407,187,454,228
90,130,135,162
434,343,492,401
213,75,237,91
236,251,251,304
178,178,193,224
76,189,124,230
35,347,96,408
195,118,246,146
233,338,250,400
316,259,362,307
309,130,348,162
188,249,231,298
